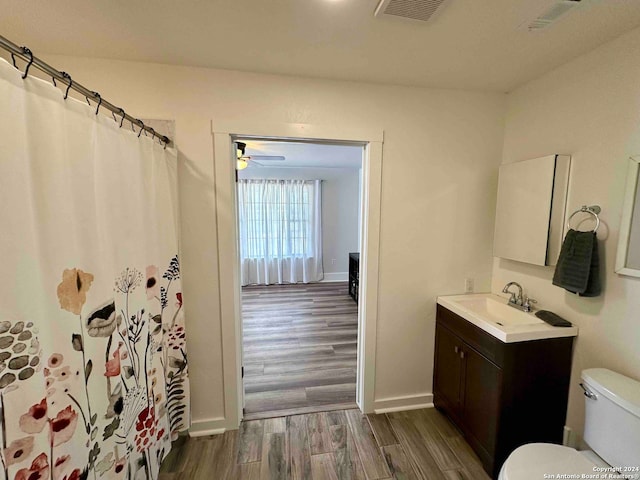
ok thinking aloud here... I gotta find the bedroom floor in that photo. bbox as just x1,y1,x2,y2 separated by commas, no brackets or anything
242,282,358,419
159,407,491,479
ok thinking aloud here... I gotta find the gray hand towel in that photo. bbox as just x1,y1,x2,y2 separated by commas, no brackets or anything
552,229,601,297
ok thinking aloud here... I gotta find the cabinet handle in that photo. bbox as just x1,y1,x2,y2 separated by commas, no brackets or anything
460,351,465,359
454,346,459,354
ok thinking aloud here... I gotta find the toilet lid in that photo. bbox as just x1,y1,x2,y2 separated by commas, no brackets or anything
502,443,598,480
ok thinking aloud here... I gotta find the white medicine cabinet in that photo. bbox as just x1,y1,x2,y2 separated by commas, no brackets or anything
493,154,571,266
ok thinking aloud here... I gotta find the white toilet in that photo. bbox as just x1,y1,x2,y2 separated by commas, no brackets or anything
499,368,640,480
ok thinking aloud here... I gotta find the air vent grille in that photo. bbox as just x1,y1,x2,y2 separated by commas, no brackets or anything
374,0,449,23
525,0,582,31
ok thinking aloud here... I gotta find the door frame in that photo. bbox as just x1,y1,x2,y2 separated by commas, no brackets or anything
212,120,383,428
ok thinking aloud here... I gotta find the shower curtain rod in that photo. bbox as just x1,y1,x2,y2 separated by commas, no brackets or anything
0,34,172,147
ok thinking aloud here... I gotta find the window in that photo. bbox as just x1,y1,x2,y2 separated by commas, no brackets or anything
238,178,323,285
241,186,309,258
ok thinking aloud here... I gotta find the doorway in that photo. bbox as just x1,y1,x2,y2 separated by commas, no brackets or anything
236,139,362,419
211,121,383,430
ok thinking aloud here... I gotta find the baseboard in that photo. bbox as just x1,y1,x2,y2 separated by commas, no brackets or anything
188,417,232,437
373,393,434,414
320,272,348,282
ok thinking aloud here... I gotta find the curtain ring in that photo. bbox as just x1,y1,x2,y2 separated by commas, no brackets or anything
21,47,34,79
149,127,156,140
93,92,102,115
118,108,126,128
137,120,144,137
52,77,57,87
61,72,73,100
10,53,17,68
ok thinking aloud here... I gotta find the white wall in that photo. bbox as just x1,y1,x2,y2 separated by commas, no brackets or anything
493,26,640,441
29,54,506,429
239,166,361,280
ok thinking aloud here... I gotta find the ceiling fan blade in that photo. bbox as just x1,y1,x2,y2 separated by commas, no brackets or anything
246,155,285,161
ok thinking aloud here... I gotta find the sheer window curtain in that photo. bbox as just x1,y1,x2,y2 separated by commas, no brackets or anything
238,179,323,285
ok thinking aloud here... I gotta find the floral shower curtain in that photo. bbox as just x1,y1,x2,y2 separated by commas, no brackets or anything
0,58,189,480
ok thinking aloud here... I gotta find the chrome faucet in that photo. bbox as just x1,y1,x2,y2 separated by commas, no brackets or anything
502,282,537,312
502,281,523,305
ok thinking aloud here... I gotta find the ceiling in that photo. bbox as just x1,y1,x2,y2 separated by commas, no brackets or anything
238,140,363,169
2,0,640,92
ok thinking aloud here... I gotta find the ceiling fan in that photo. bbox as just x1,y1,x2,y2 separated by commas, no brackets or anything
236,142,285,169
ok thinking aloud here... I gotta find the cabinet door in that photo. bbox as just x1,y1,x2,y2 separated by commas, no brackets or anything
462,345,502,456
434,324,463,413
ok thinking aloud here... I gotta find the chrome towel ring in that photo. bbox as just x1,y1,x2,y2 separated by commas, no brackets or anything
567,205,601,233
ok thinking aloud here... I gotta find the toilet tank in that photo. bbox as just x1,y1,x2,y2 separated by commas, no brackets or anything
582,368,640,467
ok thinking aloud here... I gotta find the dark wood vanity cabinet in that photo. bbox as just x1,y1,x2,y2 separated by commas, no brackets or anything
434,305,574,479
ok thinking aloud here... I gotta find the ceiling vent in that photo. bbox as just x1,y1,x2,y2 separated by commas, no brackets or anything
523,0,583,31
374,0,451,23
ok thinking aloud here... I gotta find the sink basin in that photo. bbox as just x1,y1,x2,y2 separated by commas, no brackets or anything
437,293,578,343
452,296,544,327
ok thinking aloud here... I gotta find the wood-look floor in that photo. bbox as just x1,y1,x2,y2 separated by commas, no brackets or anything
242,283,358,419
159,408,492,480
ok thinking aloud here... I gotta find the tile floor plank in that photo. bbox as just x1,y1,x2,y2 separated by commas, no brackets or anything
158,474,179,480
330,425,366,480
159,407,491,480
159,435,188,473
409,410,462,471
181,431,241,480
442,469,474,480
345,409,391,479
264,417,287,434
211,430,241,479
238,420,265,464
307,412,333,455
387,412,448,480
421,408,462,439
367,413,399,446
382,444,421,480
172,436,207,477
326,410,348,426
288,415,312,480
239,462,261,479
311,453,340,480
444,435,491,480
259,433,287,480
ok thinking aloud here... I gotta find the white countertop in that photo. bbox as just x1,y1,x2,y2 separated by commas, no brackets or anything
437,293,578,343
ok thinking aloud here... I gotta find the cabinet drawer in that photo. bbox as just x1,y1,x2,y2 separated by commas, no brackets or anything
436,304,505,367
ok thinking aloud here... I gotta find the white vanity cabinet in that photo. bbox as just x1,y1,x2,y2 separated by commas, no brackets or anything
493,154,571,266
